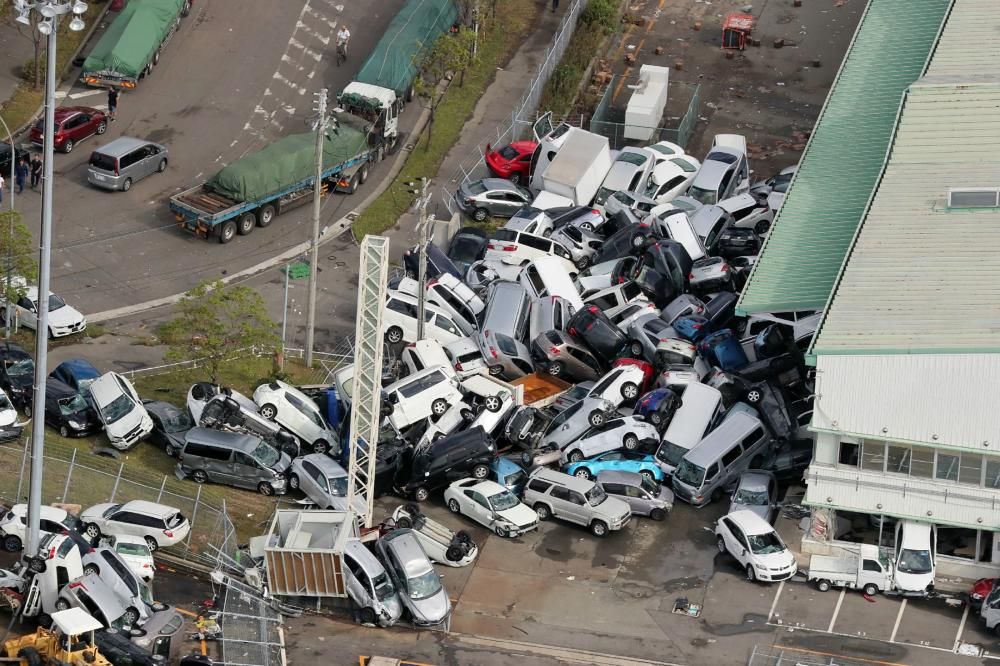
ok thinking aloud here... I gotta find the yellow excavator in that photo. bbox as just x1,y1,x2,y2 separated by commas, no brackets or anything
3,608,112,666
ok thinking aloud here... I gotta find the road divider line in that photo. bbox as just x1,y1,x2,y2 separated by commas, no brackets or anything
889,599,906,643
767,580,785,623
827,589,845,633
953,603,969,651
68,89,104,100
454,634,683,666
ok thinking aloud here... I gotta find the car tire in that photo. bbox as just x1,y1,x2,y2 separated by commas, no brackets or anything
313,440,329,455
394,514,413,528
746,388,762,404
533,503,551,521
472,464,489,480
623,434,639,451
755,220,770,235
165,443,177,457
23,403,31,418
237,212,256,236
488,364,504,376
84,523,101,540
588,410,605,427
575,255,591,270
650,508,667,521
460,409,475,422
385,326,404,344
473,208,488,222
157,159,168,173
816,579,831,592
3,535,21,552
359,607,377,625
59,425,70,438
218,220,237,244
191,469,208,483
508,173,521,185
359,164,370,184
716,536,727,554
746,565,757,583
54,598,71,612
145,536,159,552
258,482,275,496
431,399,449,417
121,178,132,192
621,382,639,400
494,525,509,538
84,564,99,577
447,499,460,513
257,204,276,228
629,341,643,358
259,403,278,420
446,546,464,562
63,139,74,154
484,395,502,412
96,121,107,135
590,521,609,537
710,488,723,503
573,467,592,480
27,556,45,574
288,474,300,490
639,470,655,483
547,361,563,377
863,583,879,596
630,233,645,248
649,412,663,426
414,487,430,502
123,607,141,627
568,449,584,464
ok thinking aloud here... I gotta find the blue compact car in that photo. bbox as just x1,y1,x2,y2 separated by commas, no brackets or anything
490,456,529,496
563,450,665,482
698,329,749,371
633,388,681,429
673,315,711,342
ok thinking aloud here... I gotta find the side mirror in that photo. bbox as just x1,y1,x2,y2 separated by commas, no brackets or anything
742,548,747,556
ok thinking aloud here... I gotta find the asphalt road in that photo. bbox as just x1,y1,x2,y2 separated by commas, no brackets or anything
13,0,406,316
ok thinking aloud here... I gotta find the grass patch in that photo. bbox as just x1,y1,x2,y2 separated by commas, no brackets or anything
351,0,538,240
537,0,622,118
0,0,109,135
2,322,109,351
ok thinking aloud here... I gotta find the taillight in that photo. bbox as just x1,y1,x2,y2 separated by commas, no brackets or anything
587,306,598,314
405,343,415,348
721,264,729,272
48,546,55,559
142,563,152,569
568,327,577,336
455,362,464,371
692,323,702,330
591,209,599,215
68,581,83,589
489,347,498,359
163,530,173,538
549,347,560,354
114,160,119,176
688,273,694,280
464,197,474,205
427,278,438,287
500,245,516,252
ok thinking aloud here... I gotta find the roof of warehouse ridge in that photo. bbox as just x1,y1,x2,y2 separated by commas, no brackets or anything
735,0,951,315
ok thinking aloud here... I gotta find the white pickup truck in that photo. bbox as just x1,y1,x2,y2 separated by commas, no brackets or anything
807,544,894,596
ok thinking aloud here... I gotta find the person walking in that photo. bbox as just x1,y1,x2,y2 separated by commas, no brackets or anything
107,87,119,121
29,155,41,190
14,158,27,195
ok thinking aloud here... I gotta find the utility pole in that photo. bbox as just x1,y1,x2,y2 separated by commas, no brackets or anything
406,178,431,340
0,114,14,340
305,88,328,369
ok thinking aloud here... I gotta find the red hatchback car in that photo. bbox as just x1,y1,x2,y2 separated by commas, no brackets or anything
30,106,108,153
484,140,537,185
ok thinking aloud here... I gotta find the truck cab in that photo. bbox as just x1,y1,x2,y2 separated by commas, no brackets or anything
339,81,401,154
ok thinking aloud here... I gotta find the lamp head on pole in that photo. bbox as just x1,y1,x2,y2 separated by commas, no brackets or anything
37,19,53,34
69,15,84,31
71,0,88,14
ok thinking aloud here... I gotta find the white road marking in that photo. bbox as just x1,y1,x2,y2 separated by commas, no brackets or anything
953,604,969,651
288,37,323,62
296,20,331,45
303,5,339,31
827,589,845,633
889,598,907,642
229,140,239,147
54,91,68,99
68,89,104,100
272,72,307,96
767,580,784,622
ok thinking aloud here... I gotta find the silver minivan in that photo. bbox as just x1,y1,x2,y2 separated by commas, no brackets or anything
671,411,771,507
523,467,631,537
476,280,534,378
342,539,403,627
87,136,168,192
655,382,724,475
176,427,291,496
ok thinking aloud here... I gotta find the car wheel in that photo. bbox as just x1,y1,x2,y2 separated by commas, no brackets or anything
145,536,159,552
83,564,99,577
447,499,460,513
218,220,236,244
573,468,592,480
588,410,605,427
630,233,645,248
629,341,643,358
157,159,167,173
84,523,101,540
27,556,45,574
385,326,404,344
746,388,762,404
547,361,563,377
590,521,609,537
191,469,208,484
581,222,594,232
568,449,583,463
508,173,520,185
123,607,140,627
472,464,489,480
258,482,275,496
650,508,667,522
23,404,31,418
312,439,329,455
755,220,770,235
2,535,21,552
55,599,71,611
445,545,464,562
121,178,132,192
165,443,177,457
816,579,831,592
649,412,663,426
394,514,413,528
863,583,879,596
575,255,591,270
288,474,300,490
484,395,502,412
63,139,74,154
359,607,377,625
59,425,70,438
257,204,276,228
488,364,504,376
460,408,475,422
623,434,639,451
639,470,655,483
414,487,430,502
533,504,550,521
495,525,509,538
473,208,488,222
237,212,256,236
96,121,107,135
621,382,639,400
259,403,278,420
716,536,727,554
745,565,757,582
431,399,449,416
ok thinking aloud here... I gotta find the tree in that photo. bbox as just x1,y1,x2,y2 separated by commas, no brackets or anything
0,210,39,336
11,10,44,90
414,28,478,148
160,281,279,384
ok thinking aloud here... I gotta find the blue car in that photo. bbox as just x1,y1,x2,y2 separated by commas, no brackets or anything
698,329,748,371
49,358,101,404
563,450,665,482
634,388,681,429
490,456,529,496
673,315,711,342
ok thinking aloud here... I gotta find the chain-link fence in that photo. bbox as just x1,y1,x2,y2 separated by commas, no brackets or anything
217,575,285,666
589,76,702,150
441,0,590,213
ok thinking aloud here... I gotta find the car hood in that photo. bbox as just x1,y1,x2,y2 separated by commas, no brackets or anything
405,587,451,625
0,407,16,428
894,569,934,593
496,503,537,528
104,404,144,436
81,503,115,523
48,305,85,328
757,549,796,571
730,502,769,522
595,496,631,522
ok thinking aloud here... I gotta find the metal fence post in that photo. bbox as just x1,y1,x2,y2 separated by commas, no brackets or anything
187,484,203,546
15,442,28,502
62,448,77,501
156,476,167,502
109,463,124,502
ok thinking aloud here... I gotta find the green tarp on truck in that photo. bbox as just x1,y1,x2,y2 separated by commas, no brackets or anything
205,125,370,203
355,0,458,96
83,0,186,82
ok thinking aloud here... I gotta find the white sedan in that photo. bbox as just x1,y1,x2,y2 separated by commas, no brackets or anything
253,380,338,455
444,478,538,538
4,284,87,338
561,415,661,463
644,156,701,205
102,534,156,582
583,364,647,408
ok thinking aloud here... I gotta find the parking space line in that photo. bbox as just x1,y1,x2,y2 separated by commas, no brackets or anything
953,604,969,651
775,645,910,666
767,580,785,622
827,589,846,633
889,598,906,643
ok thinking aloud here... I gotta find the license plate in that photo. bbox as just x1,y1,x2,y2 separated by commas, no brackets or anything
94,174,105,181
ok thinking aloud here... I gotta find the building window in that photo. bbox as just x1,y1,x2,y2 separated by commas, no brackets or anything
861,441,885,472
886,445,910,475
839,441,859,467
911,446,935,478
960,454,983,486
986,460,1000,489
936,453,960,482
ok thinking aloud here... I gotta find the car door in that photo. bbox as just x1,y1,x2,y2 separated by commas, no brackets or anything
563,488,589,525
231,451,263,490
463,488,492,526
16,295,36,329
623,484,649,514
298,459,324,503
282,392,311,440
342,552,372,608
547,486,576,523
108,510,145,539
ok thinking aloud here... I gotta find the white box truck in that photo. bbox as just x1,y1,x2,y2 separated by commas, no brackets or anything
539,128,613,206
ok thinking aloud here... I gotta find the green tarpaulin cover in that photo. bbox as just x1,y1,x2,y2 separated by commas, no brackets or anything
355,0,458,95
83,0,185,80
205,125,369,203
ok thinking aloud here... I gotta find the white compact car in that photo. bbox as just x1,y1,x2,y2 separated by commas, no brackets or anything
715,510,797,583
0,504,83,552
444,478,539,538
383,367,464,432
583,365,646,408
4,283,87,338
90,372,153,450
561,416,661,463
81,500,191,551
101,534,156,582
253,380,338,455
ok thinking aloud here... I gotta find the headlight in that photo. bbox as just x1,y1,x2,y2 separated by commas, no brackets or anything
68,420,82,429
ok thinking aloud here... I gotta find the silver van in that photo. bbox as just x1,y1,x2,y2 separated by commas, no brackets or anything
523,467,631,537
671,411,771,506
87,136,168,192
476,281,534,378
655,382,723,475
596,470,674,520
176,427,291,496
342,539,403,627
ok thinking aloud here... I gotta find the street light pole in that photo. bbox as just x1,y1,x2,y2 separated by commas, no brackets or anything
0,115,16,340
414,178,431,340
304,88,327,369
14,0,89,558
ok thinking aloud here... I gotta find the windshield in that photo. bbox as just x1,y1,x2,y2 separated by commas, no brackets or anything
251,441,281,468
734,488,769,506
373,572,396,601
688,185,716,206
639,476,659,495
489,490,520,512
747,531,785,555
5,358,32,377
327,476,348,497
594,187,614,205
586,485,607,506
102,504,122,519
657,441,689,467
498,145,519,160
674,459,705,487
58,394,88,416
101,394,135,424
116,542,151,558
617,152,647,166
407,568,442,600
139,580,154,605
162,407,194,432
504,470,526,488
897,548,933,575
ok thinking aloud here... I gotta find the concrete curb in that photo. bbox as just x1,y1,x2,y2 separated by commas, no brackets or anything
87,101,434,324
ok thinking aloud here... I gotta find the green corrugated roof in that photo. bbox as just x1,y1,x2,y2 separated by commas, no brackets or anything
736,0,951,315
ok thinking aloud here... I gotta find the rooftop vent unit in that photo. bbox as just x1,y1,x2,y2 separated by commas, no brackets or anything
947,187,1000,209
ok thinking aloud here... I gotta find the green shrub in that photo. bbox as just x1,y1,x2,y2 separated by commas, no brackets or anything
581,0,618,32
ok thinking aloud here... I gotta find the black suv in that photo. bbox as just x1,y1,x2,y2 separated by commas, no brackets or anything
394,426,498,502
566,305,631,365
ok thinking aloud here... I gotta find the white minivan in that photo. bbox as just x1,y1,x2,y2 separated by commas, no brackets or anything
654,382,723,475
715,510,797,583
383,291,466,346
383,367,464,432
91,372,153,451
518,256,584,310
